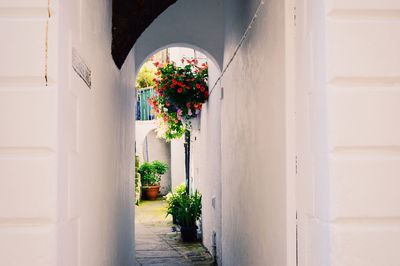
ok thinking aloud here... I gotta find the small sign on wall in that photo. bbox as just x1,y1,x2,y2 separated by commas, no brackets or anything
72,48,92,88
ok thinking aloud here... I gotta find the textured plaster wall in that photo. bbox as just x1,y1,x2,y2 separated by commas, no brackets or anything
296,0,400,265
192,60,223,264
57,0,136,265
220,0,295,265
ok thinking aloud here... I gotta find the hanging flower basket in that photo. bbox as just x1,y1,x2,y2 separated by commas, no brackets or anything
148,59,209,140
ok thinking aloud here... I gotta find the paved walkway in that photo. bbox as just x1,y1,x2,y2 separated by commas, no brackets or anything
135,199,214,266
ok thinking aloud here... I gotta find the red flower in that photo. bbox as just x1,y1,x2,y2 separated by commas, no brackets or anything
166,102,171,107
196,84,201,89
177,88,183,93
200,87,205,92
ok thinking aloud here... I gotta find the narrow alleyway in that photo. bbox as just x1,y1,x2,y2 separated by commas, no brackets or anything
135,199,214,266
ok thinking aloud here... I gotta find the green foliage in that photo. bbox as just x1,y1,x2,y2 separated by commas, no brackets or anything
175,183,186,195
135,156,141,205
166,187,201,227
136,65,156,89
175,191,202,227
149,59,209,140
138,160,169,186
152,160,168,176
165,183,187,221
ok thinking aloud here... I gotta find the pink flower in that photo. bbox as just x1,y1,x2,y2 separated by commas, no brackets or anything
177,109,183,120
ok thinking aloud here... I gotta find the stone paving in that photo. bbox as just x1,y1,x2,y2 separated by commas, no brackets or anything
135,199,214,266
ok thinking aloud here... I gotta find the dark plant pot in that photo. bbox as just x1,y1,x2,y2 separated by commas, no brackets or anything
172,215,178,225
142,185,160,200
180,226,197,242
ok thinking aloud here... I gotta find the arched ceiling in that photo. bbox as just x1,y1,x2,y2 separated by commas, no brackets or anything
133,0,224,71
112,0,177,69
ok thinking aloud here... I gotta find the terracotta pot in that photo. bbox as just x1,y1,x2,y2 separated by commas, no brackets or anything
180,225,197,242
142,185,160,200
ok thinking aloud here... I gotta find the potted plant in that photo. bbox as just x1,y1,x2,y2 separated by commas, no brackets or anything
175,190,202,242
138,160,168,200
165,183,186,224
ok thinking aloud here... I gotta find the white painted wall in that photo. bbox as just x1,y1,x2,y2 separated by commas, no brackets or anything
295,0,331,265
57,1,136,265
56,0,135,266
135,121,157,162
192,60,223,264
170,138,186,190
296,0,400,265
220,0,296,265
0,0,58,265
0,0,135,265
141,130,171,195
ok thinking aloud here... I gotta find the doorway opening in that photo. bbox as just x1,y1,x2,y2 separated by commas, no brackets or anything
134,46,222,265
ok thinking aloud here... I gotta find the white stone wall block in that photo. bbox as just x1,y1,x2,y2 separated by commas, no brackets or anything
328,87,400,147
330,157,400,219
0,225,56,266
0,157,56,219
0,20,46,77
0,90,57,149
331,223,400,266
0,0,48,8
326,0,400,12
326,20,400,79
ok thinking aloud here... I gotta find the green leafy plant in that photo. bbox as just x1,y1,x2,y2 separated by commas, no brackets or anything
135,156,141,205
174,190,202,227
148,59,209,140
165,183,187,222
152,160,168,177
138,160,169,187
